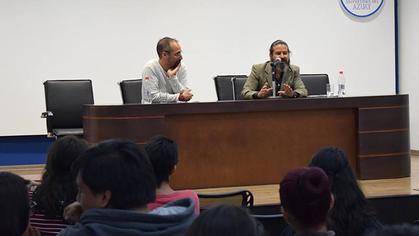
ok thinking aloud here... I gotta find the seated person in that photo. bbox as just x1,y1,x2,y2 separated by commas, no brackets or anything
60,139,196,236
0,171,40,236
241,39,307,99
145,135,200,214
186,204,264,236
29,136,88,235
141,37,193,104
280,167,335,236
310,147,382,236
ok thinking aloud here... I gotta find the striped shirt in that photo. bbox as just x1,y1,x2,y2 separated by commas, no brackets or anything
28,189,69,235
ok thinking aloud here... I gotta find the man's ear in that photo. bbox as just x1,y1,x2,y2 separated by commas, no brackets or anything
170,165,177,175
329,193,335,210
97,190,112,208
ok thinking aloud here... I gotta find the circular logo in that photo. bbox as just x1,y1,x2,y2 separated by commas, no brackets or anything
340,0,384,18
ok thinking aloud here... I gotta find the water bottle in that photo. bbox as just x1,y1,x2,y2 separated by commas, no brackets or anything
338,70,346,97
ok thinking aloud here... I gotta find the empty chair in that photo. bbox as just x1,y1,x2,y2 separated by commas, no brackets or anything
41,79,94,138
213,75,248,101
300,74,329,96
197,190,254,211
119,79,142,104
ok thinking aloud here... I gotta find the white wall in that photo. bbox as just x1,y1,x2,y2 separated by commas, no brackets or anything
399,0,419,150
0,0,396,136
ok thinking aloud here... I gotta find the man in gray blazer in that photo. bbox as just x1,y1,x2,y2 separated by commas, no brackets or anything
241,40,307,99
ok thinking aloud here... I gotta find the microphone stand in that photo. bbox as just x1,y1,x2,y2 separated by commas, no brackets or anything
271,62,284,98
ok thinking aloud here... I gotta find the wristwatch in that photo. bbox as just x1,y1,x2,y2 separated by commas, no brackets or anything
252,93,259,99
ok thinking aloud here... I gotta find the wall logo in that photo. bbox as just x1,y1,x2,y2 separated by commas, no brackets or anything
340,0,384,18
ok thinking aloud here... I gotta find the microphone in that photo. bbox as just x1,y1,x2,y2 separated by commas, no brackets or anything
270,57,282,67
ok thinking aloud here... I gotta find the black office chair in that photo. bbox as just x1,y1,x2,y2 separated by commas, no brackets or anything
232,76,248,100
41,79,94,138
119,79,142,104
198,190,254,211
213,75,248,101
300,74,329,96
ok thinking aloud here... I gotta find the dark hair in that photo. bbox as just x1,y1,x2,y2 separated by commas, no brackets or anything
144,135,178,187
280,167,331,229
186,204,264,236
32,136,88,217
309,147,380,236
0,172,30,236
78,139,156,209
370,224,419,236
157,37,177,58
269,39,291,56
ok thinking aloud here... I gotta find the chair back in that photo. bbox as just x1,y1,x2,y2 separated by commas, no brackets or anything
300,74,329,95
232,76,248,100
214,75,248,101
43,79,94,137
119,79,142,104
252,213,287,236
198,190,254,211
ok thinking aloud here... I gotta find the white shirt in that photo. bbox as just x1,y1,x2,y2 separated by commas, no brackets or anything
141,59,188,104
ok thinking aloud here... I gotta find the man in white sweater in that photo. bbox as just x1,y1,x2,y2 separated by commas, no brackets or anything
141,37,193,104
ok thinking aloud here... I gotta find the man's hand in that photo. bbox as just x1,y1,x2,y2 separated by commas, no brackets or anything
257,82,273,98
166,62,181,78
63,201,83,224
23,225,41,236
179,89,193,101
278,84,294,97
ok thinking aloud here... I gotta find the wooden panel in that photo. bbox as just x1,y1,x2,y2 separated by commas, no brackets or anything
83,116,166,143
359,154,411,179
358,131,410,155
358,106,409,131
167,109,356,189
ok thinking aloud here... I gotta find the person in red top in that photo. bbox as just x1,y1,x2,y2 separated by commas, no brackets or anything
145,135,200,214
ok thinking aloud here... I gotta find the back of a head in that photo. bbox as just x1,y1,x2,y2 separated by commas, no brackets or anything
144,135,178,187
309,147,356,187
78,139,156,209
280,167,331,230
309,147,376,236
186,204,264,236
45,135,88,178
0,172,29,236
33,135,88,216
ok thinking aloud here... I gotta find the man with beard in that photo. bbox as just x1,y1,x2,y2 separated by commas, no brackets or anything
241,39,307,99
141,37,193,104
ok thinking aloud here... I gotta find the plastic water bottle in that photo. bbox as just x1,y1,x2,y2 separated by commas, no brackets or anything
338,70,346,97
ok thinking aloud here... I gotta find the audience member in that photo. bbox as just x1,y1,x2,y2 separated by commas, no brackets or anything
141,37,193,104
280,167,335,236
0,171,40,236
145,135,200,213
29,136,88,235
368,224,419,236
241,39,307,99
309,147,382,236
186,204,264,236
59,139,196,236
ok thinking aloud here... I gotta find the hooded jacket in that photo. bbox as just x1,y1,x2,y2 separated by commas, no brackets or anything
58,198,196,236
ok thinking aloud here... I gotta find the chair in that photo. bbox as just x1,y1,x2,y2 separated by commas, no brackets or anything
198,190,254,211
119,79,142,104
300,74,329,96
41,79,94,138
232,76,248,100
252,213,288,236
213,75,248,101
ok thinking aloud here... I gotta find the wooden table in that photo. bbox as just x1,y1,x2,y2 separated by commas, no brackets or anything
83,95,410,189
